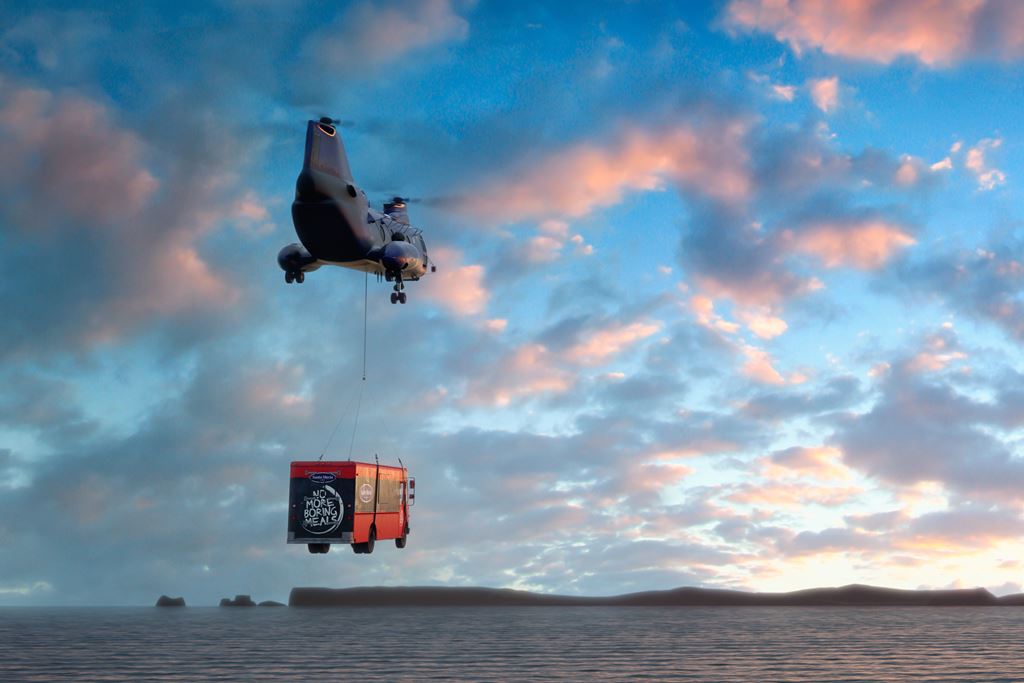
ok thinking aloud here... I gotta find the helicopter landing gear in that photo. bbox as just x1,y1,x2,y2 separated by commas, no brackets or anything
285,270,304,284
390,274,406,304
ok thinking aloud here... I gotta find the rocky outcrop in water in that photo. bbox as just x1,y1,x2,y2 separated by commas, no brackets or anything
258,600,285,607
219,594,256,607
155,595,185,607
289,584,1013,608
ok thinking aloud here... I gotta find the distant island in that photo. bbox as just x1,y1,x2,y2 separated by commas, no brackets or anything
289,584,1024,608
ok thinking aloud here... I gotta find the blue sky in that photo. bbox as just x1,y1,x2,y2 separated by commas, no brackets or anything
4,0,1024,605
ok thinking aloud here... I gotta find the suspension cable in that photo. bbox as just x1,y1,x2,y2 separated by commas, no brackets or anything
347,271,369,459
320,270,370,461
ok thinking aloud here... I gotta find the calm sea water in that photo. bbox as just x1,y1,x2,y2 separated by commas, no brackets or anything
2,606,1023,681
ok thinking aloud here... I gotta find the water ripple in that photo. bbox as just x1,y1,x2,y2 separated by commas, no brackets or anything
2,607,1024,682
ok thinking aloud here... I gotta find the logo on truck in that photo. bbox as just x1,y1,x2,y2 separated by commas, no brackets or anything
302,484,343,535
309,472,336,484
359,483,374,503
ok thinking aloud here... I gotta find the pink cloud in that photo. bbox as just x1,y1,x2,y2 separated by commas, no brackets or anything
0,84,244,348
311,0,469,70
0,88,157,224
524,234,563,263
809,76,839,113
419,246,489,316
621,462,695,497
785,220,916,269
728,481,862,508
904,331,967,373
564,320,662,366
762,446,853,481
690,294,741,334
737,307,789,339
741,344,786,384
462,317,663,406
966,137,1006,190
462,343,574,407
725,0,1024,66
456,121,751,224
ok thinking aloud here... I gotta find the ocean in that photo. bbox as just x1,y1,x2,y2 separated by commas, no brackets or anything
2,606,1023,681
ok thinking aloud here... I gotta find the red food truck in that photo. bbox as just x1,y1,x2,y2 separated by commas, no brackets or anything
288,460,414,554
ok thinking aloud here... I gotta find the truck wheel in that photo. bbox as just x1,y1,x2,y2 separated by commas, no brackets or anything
366,527,376,554
351,543,363,554
307,543,317,554
395,534,407,549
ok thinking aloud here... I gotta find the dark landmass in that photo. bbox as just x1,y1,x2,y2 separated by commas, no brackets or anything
155,595,185,607
290,584,1024,608
258,600,286,607
220,594,256,607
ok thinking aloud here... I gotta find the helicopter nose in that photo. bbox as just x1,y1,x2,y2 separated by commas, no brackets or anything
382,241,416,271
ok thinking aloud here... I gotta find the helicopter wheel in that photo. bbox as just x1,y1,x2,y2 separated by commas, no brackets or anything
285,271,294,284
398,292,407,304
295,271,305,284
390,292,398,304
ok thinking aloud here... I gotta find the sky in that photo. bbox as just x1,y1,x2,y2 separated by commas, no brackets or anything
4,0,1024,606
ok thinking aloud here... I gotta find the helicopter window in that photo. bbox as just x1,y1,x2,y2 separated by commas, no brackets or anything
316,122,336,137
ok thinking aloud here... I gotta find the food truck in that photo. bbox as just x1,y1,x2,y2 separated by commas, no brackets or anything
288,460,413,554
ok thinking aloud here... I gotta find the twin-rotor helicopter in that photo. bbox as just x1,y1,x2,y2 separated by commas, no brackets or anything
277,118,435,304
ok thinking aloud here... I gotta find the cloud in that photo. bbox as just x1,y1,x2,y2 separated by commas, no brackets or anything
0,84,243,355
461,343,574,407
741,376,863,421
725,0,1024,66
772,84,797,101
307,0,469,71
455,120,751,225
737,308,789,339
809,76,839,113
762,445,853,481
965,137,1006,190
0,87,157,224
462,315,662,406
563,320,662,366
904,330,967,374
784,218,916,269
741,344,786,385
728,480,862,508
419,246,489,316
831,356,1024,502
892,239,1024,342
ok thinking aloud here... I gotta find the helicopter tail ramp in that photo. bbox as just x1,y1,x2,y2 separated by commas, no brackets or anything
304,119,354,183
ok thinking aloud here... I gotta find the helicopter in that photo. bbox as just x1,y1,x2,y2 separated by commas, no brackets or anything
277,118,434,304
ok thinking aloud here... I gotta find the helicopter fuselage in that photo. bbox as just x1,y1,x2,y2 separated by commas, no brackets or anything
279,120,430,302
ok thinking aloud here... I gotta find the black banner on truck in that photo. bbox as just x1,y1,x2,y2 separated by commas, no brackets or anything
288,471,354,543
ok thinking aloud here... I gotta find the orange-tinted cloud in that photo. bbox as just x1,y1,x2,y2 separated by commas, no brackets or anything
966,137,1006,190
564,320,662,366
809,76,839,112
456,121,751,224
419,246,489,316
726,0,1024,66
785,220,916,269
462,317,663,406
741,344,786,384
462,343,574,407
762,445,853,481
728,481,862,508
0,88,157,225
